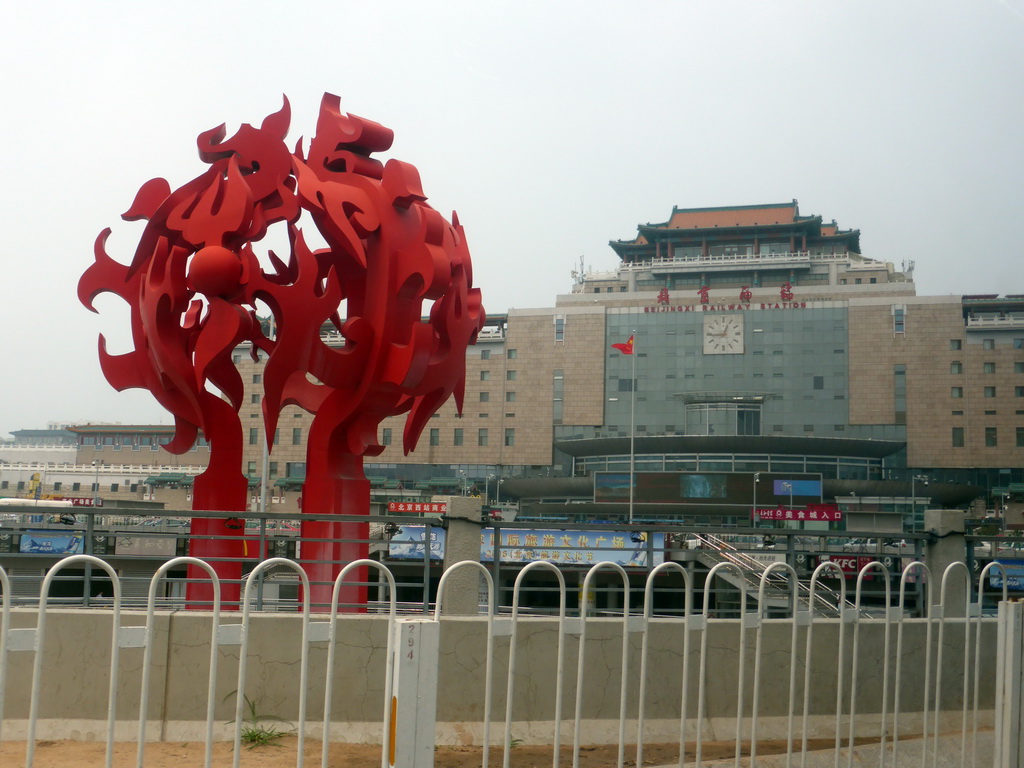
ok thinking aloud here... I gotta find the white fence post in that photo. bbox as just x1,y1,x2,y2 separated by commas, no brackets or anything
995,600,1024,768
388,618,440,768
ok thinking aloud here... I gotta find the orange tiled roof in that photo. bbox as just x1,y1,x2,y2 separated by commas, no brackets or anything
665,203,798,229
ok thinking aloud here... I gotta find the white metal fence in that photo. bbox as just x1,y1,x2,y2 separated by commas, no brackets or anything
0,555,1017,767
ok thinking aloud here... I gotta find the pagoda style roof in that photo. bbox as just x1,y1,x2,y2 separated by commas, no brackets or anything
610,200,861,258
662,201,803,229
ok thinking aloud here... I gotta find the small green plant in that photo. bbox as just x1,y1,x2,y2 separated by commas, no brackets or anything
223,692,290,749
509,737,524,749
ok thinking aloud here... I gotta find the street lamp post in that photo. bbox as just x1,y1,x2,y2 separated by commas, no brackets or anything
752,472,761,524
86,460,103,607
92,460,101,505
781,481,792,530
910,474,929,529
628,329,636,524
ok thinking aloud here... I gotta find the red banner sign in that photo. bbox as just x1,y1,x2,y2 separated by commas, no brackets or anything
757,505,841,522
387,502,448,514
54,497,104,507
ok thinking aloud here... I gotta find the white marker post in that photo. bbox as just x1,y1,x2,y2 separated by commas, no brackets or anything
387,618,440,768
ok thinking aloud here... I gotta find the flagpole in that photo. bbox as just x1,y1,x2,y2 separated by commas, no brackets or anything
629,329,636,524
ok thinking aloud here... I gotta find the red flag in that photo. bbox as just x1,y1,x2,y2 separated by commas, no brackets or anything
611,335,634,355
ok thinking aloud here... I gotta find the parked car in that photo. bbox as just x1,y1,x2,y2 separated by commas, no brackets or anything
842,538,869,552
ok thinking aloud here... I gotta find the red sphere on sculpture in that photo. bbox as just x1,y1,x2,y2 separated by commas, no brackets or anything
188,246,243,297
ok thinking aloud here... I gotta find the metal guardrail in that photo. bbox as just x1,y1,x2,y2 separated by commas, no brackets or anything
0,557,1011,768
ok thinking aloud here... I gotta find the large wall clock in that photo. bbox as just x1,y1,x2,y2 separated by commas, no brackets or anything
703,313,744,354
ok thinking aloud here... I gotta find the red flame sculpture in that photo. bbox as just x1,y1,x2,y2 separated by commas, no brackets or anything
79,94,485,607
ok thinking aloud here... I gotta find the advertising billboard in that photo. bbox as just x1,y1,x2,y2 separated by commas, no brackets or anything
594,471,822,508
388,526,665,568
19,531,84,554
989,560,1024,591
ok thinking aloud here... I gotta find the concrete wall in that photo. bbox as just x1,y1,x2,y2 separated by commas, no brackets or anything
0,608,997,743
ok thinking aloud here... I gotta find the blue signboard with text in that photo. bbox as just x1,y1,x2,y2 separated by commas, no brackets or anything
388,525,665,568
19,531,84,555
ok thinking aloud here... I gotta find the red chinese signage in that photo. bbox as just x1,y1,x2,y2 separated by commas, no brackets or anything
387,501,448,514
757,504,842,522
54,497,104,507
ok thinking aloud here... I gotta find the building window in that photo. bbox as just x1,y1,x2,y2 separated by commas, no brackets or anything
273,429,280,445
292,428,302,444
478,429,488,446
480,349,491,360
813,376,824,390
952,427,964,447
504,428,515,447
249,428,259,445
985,427,998,447
250,394,260,404
1017,363,1024,374
454,428,464,446
1017,427,1024,448
618,378,635,392
269,462,278,477
984,338,995,350
892,306,906,334
950,339,962,350
480,371,491,381
508,349,517,359
72,482,80,491
247,461,257,474
53,481,62,491
506,391,516,402
950,362,963,374
381,428,392,446
553,315,565,342
110,483,119,492
985,387,996,398
1016,386,1024,397
429,428,439,446
253,374,262,383
479,391,490,402
984,362,996,374
951,387,963,399
506,370,517,381
1015,338,1024,349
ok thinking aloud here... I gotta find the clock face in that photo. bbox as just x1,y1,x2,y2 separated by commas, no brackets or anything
703,314,744,354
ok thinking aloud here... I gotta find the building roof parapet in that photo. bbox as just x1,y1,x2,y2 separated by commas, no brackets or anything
965,314,1024,330
0,462,204,474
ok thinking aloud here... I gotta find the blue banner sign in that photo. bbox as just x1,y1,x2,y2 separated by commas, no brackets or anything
388,526,665,568
387,526,446,560
989,560,1024,591
19,531,84,554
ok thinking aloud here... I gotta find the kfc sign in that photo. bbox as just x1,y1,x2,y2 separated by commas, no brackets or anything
820,555,875,579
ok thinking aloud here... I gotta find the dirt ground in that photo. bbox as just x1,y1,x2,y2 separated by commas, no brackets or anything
0,736,862,767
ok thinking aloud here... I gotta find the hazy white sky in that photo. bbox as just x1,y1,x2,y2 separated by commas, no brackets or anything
2,0,1022,437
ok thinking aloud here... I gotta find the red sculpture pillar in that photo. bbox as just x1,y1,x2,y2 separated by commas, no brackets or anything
300,452,369,610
